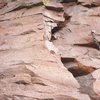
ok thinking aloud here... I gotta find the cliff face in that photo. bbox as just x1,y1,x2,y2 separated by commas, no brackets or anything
0,0,100,100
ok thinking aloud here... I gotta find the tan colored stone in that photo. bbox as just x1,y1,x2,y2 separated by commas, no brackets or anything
14,73,32,84
92,69,100,96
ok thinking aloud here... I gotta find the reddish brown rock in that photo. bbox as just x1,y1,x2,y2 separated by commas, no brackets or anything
0,0,7,9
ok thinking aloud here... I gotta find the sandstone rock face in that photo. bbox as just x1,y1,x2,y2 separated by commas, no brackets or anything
0,1,90,100
0,0,42,15
50,1,100,99
78,0,100,6
0,0,99,100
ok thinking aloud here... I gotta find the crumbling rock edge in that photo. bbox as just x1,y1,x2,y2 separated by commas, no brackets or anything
43,1,100,100
0,0,100,100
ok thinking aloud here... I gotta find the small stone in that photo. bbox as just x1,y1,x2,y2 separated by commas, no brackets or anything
14,73,32,85
43,1,64,11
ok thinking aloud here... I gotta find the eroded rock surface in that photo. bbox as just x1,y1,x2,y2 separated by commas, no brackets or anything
0,0,99,100
0,1,91,100
50,1,100,99
78,0,100,6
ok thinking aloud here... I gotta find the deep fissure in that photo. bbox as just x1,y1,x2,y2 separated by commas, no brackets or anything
61,57,96,77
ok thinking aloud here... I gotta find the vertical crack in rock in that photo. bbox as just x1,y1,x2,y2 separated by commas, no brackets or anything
43,4,70,55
